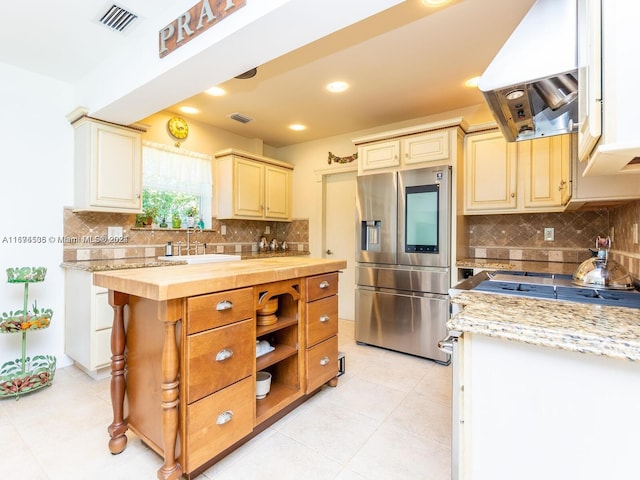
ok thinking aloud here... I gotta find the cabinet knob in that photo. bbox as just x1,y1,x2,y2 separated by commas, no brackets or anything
510,192,515,198
215,348,234,362
319,315,330,323
320,356,330,366
216,300,233,311
216,410,234,425
319,281,330,289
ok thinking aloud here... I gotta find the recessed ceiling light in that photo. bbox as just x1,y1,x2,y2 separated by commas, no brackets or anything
289,124,307,131
205,86,226,96
326,81,349,93
421,0,451,6
464,76,481,88
179,106,199,114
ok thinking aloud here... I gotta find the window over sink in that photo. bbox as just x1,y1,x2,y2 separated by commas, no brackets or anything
142,141,212,228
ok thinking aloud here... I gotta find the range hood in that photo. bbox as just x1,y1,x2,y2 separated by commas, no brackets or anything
478,0,578,142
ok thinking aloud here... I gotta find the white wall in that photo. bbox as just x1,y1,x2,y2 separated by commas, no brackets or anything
0,63,75,367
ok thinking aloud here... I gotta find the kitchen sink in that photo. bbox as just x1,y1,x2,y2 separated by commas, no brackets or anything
158,254,241,264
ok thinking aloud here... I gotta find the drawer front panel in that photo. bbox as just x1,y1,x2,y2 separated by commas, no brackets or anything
306,336,338,393
186,318,254,404
306,296,338,346
187,287,253,334
185,376,254,472
306,272,338,302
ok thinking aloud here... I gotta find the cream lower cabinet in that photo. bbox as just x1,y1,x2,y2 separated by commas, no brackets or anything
464,131,571,214
64,269,113,378
71,116,142,213
214,149,293,221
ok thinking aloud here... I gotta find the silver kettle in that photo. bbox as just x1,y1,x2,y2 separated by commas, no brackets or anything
572,236,634,290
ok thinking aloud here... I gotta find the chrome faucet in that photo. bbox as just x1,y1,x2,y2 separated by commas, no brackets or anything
186,225,204,255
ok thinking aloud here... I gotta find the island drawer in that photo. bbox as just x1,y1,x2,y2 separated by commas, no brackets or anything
187,287,254,334
185,318,254,404
184,376,254,472
305,295,338,346
305,336,338,393
306,272,338,302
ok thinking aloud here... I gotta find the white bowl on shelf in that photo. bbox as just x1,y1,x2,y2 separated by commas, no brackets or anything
256,371,272,399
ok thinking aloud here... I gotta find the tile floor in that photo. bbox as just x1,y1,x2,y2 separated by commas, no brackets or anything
0,320,452,479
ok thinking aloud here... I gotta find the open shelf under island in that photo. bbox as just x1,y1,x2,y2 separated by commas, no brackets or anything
93,256,346,480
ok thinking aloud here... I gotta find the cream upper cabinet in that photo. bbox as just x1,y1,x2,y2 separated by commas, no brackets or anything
359,140,400,171
464,132,518,212
215,149,293,221
71,116,143,212
353,119,467,174
464,131,571,214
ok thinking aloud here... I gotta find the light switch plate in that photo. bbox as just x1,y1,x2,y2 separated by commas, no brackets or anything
633,224,638,244
544,227,554,241
108,226,123,239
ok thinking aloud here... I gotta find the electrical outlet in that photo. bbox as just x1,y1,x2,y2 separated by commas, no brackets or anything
633,224,639,244
107,226,123,239
221,225,227,235
265,226,271,234
544,227,554,241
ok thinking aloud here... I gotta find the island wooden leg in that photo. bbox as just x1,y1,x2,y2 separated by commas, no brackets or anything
157,303,182,480
108,291,129,455
327,376,339,387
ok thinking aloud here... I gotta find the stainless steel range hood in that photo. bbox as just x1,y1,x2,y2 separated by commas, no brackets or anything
478,0,578,142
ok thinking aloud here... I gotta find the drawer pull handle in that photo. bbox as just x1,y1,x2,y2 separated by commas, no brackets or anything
216,300,233,311
320,356,330,366
319,281,330,289
319,315,330,323
216,348,234,361
216,410,234,425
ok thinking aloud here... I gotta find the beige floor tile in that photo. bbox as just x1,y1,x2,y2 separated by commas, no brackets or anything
2,319,452,480
346,423,451,480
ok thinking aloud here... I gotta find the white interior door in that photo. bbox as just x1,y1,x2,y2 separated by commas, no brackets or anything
323,170,356,320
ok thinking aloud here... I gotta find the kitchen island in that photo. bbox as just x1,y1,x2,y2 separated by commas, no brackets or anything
448,291,640,480
93,257,346,480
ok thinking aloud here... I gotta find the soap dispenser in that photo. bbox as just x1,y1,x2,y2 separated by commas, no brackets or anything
165,241,173,256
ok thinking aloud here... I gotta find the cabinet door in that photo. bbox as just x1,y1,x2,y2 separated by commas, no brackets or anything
464,132,517,213
91,122,142,211
234,158,265,218
403,130,450,165
521,136,571,209
360,140,400,171
264,165,291,220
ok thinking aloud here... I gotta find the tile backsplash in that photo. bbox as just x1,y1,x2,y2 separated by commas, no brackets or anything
62,207,309,261
466,200,640,278
466,210,609,264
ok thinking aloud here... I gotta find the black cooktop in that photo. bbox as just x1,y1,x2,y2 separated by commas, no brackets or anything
472,270,640,309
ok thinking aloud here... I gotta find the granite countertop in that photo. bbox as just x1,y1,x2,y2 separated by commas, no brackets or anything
456,258,580,275
449,291,640,362
61,258,186,272
61,251,311,272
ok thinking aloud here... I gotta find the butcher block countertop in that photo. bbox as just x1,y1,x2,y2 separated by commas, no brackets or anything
93,256,347,301
449,291,640,362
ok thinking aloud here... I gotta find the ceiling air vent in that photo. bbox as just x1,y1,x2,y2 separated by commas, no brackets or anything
99,4,138,32
228,112,254,124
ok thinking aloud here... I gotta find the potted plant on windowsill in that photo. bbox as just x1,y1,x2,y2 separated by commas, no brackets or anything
135,205,158,228
185,205,198,228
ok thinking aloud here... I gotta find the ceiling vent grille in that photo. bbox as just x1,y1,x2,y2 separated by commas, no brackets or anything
99,4,138,32
228,112,254,124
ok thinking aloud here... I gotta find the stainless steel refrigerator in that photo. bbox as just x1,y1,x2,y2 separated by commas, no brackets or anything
355,166,451,364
